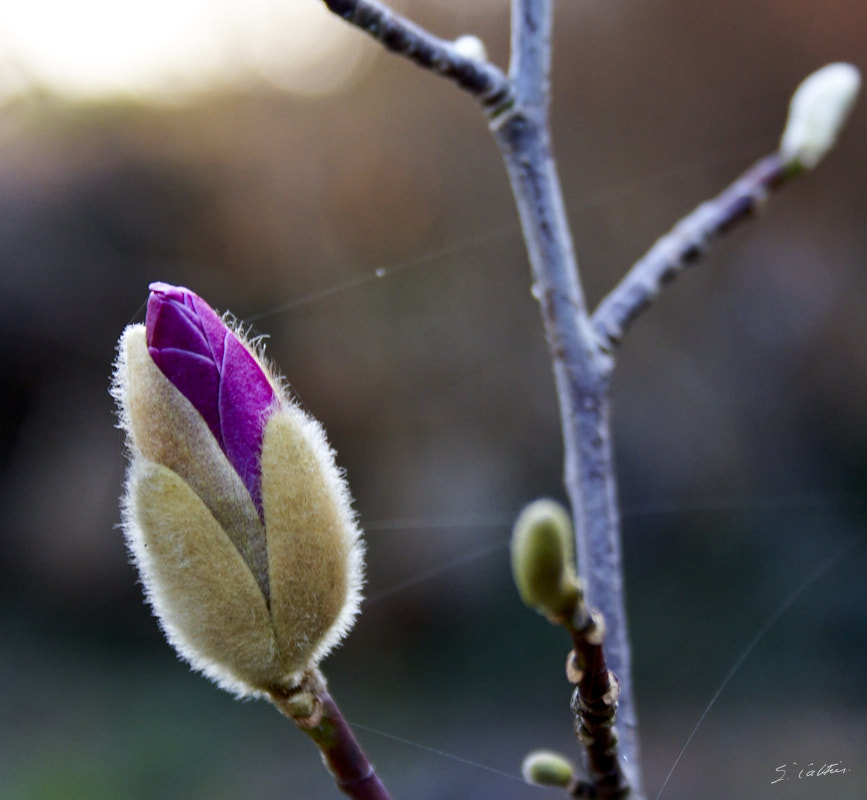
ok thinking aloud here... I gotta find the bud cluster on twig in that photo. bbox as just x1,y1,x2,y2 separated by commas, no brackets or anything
512,500,630,799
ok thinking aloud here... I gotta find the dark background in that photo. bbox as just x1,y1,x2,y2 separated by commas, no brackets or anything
1,1,866,798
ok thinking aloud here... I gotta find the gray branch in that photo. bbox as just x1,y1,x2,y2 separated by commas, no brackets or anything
313,5,857,795
592,153,788,350
320,0,644,795
320,0,513,114
493,3,643,794
318,2,843,798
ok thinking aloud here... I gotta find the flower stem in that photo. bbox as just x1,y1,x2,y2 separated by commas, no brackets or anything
271,670,391,800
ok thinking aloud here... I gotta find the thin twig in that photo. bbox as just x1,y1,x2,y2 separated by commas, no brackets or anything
271,670,392,800
310,5,857,797
320,0,513,114
565,607,630,800
592,152,788,350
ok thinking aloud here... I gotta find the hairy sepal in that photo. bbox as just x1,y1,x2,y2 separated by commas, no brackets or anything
116,325,270,599
114,323,364,697
263,409,364,673
126,459,282,696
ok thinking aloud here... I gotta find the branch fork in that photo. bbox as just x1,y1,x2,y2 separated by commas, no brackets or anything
316,3,860,799
321,0,513,115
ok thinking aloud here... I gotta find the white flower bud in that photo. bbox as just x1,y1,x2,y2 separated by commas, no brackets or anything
780,63,860,169
453,34,487,63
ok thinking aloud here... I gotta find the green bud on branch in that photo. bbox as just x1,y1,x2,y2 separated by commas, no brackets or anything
521,749,576,788
511,499,581,624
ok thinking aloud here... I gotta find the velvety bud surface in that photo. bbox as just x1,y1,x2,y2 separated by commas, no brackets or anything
113,284,364,697
146,282,276,517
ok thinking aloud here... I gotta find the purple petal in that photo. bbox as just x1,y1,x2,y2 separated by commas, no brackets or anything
147,347,222,442
219,335,277,513
146,282,277,517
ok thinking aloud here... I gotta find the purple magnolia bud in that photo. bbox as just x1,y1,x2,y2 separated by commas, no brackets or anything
145,282,276,517
113,284,364,698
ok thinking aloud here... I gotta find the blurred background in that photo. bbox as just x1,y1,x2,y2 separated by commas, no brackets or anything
1,1,866,798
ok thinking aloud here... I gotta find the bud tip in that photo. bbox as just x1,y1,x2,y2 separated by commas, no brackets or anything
511,499,580,623
453,34,487,63
780,62,861,169
521,749,575,787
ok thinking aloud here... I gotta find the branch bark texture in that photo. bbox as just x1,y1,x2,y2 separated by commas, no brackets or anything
319,0,642,795
317,2,835,799
566,610,630,800
592,153,789,349
320,0,513,113
490,2,641,792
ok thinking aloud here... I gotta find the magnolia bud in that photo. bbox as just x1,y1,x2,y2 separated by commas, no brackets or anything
112,283,364,698
521,749,576,787
780,63,860,170
511,499,581,623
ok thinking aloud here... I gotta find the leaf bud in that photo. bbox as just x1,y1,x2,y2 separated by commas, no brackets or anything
511,499,581,623
521,749,576,788
452,34,487,63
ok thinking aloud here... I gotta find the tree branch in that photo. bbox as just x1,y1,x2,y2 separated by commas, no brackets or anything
320,0,643,795
592,152,788,350
492,3,643,794
592,62,861,351
509,0,552,111
320,0,513,114
309,6,859,796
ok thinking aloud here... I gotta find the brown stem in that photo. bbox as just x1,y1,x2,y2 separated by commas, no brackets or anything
271,670,391,800
566,614,629,799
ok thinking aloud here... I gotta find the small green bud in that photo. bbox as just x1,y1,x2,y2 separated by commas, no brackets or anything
511,499,580,622
780,63,860,170
521,749,576,787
